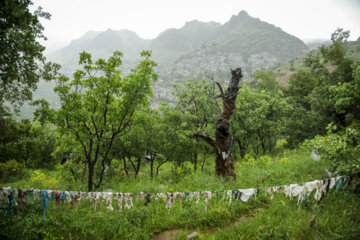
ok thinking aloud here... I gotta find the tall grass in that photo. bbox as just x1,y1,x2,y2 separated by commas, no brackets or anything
1,149,359,239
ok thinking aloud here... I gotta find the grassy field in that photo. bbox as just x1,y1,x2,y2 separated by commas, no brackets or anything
1,149,360,239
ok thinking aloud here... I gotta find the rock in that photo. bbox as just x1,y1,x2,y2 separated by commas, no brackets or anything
187,232,198,239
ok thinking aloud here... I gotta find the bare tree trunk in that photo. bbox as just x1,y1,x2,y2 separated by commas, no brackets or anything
194,68,243,179
156,158,168,177
201,152,206,171
237,139,246,158
88,161,94,192
150,153,156,178
193,152,198,171
128,156,141,178
122,157,129,175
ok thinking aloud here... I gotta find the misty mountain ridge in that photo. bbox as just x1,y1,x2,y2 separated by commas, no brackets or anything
44,10,309,106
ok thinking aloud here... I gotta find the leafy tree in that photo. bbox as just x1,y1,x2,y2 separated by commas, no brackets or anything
231,86,291,156
286,70,315,111
305,29,355,127
34,50,157,191
0,0,59,114
252,70,280,94
329,62,360,124
113,108,163,178
307,123,360,175
156,105,196,175
284,29,358,146
0,119,56,168
174,79,217,170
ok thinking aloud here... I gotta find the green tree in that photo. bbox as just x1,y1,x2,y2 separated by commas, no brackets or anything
284,29,358,146
34,50,157,191
174,79,217,170
329,62,360,124
231,86,291,156
252,70,280,94
0,119,56,168
157,105,196,174
0,0,58,114
113,108,163,178
307,123,360,174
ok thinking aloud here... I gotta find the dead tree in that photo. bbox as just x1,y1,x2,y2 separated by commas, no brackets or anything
194,68,243,178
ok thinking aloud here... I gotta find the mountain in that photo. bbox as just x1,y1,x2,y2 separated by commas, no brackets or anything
150,20,221,63
159,10,309,85
40,11,310,110
48,29,151,75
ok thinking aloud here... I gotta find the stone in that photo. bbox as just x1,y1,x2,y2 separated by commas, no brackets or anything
187,232,198,239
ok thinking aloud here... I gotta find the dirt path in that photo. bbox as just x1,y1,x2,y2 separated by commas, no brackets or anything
151,209,258,240
151,229,183,240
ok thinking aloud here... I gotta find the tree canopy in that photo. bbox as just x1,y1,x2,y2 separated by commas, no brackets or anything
0,0,59,115
34,50,157,191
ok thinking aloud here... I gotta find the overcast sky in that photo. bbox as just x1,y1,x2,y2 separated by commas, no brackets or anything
32,0,360,50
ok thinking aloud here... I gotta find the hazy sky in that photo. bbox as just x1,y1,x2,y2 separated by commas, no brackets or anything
32,0,360,49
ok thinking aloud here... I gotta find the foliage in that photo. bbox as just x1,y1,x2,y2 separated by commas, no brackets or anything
157,105,196,165
231,85,291,157
0,118,56,168
0,0,59,114
329,61,360,124
284,29,359,146
252,70,280,94
29,169,62,189
306,124,360,174
0,159,25,179
34,50,157,191
173,79,218,169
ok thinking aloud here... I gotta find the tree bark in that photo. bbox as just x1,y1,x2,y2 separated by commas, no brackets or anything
193,152,198,171
122,156,129,175
237,139,245,158
88,160,94,192
194,68,243,179
150,156,154,178
156,158,168,177
128,156,141,178
201,152,206,171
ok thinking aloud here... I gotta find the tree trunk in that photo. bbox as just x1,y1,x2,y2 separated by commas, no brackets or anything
150,154,155,178
193,152,198,171
88,161,94,192
201,152,206,171
237,139,245,158
128,156,141,178
135,157,141,178
156,158,168,177
194,68,243,179
122,157,129,175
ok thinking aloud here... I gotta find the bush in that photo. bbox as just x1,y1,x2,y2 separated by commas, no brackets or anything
306,124,360,174
0,159,25,179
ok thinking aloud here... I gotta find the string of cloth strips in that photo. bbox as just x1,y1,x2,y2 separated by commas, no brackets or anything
1,175,355,220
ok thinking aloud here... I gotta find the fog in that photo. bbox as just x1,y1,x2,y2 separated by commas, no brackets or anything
32,0,360,51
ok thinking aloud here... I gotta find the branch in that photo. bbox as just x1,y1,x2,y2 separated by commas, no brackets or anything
193,131,216,149
156,158,168,177
206,76,221,117
215,82,224,97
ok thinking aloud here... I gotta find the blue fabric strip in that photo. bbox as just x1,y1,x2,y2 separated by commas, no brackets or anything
42,190,49,221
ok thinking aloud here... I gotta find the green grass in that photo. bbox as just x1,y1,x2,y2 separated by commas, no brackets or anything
1,149,359,239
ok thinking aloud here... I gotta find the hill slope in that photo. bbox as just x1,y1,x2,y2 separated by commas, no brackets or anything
36,10,311,114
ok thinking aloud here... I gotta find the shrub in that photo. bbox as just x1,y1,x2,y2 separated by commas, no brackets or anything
306,124,360,174
0,159,25,179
